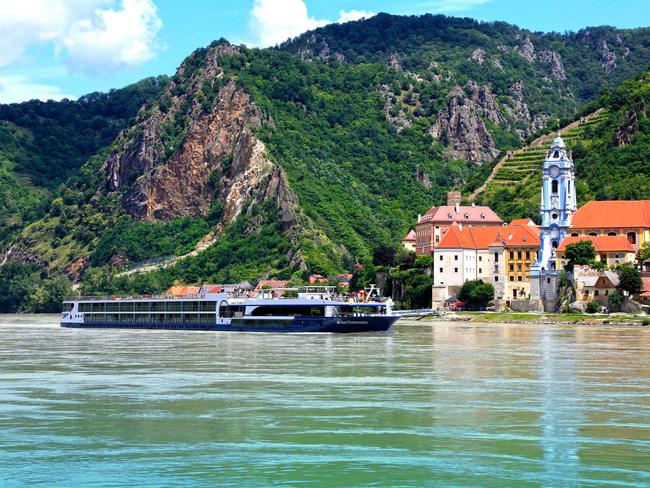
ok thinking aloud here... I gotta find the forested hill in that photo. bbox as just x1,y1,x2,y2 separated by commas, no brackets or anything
0,77,169,244
1,14,650,312
474,69,650,221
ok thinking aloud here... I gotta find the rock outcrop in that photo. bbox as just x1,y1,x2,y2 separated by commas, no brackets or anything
514,34,536,62
537,50,567,80
469,48,485,65
429,84,500,163
597,39,617,72
104,46,298,229
614,109,640,147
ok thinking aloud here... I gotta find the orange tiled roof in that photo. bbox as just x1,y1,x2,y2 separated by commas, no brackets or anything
509,218,535,226
571,200,650,229
641,277,650,293
402,229,416,242
557,235,635,253
436,223,539,250
254,280,289,291
165,285,201,297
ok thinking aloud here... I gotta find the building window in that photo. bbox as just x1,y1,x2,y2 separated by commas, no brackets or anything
608,232,617,236
479,268,482,274
509,276,514,282
517,251,522,259
517,264,522,271
627,232,637,245
571,233,579,237
439,255,443,261
509,251,514,259
553,150,559,158
439,267,443,273
551,179,559,193
595,290,599,296
509,264,514,271
605,290,609,296
518,276,523,281
495,276,499,282
588,232,598,237
454,255,458,261
525,251,530,259
435,236,440,243
494,252,499,262
454,267,458,273
479,256,482,262
547,278,551,284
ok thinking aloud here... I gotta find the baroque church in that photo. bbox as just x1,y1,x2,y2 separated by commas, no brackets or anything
530,132,576,310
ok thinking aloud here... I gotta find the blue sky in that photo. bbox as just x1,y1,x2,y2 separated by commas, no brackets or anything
0,0,648,103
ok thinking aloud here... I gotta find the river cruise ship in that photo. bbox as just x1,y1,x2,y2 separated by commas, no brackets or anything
61,287,398,333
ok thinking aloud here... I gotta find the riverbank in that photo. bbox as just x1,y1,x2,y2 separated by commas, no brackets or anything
418,311,650,326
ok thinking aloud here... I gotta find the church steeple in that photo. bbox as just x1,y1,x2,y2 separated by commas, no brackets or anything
533,131,577,273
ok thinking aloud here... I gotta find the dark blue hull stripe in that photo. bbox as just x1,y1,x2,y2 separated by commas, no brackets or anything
60,316,398,333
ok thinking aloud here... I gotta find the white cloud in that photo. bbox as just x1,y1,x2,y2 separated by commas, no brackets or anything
64,0,162,74
337,10,376,24
249,0,328,47
0,74,74,103
0,0,162,74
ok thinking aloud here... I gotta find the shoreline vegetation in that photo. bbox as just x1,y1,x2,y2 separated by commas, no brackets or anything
421,312,650,326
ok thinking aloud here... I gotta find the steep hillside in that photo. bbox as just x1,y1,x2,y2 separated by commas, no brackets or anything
1,14,650,310
473,69,650,221
0,77,168,247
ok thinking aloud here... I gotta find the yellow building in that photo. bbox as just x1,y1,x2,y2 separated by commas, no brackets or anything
570,200,650,252
556,235,636,267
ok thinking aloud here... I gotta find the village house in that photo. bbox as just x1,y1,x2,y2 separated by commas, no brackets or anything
415,191,503,255
572,267,620,305
431,221,539,307
401,229,416,252
569,200,650,252
556,235,636,267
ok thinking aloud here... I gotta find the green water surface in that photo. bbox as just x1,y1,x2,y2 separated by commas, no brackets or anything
1,315,649,487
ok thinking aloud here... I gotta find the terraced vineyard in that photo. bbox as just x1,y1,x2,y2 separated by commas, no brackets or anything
470,109,608,221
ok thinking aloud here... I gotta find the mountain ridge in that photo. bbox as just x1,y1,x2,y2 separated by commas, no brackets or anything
1,13,650,311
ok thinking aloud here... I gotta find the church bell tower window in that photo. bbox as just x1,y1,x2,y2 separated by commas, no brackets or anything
551,179,559,194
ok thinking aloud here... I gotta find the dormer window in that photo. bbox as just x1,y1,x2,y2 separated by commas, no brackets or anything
464,213,469,219
447,213,453,219
480,213,485,219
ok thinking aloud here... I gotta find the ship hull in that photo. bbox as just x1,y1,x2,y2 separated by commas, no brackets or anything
60,316,398,333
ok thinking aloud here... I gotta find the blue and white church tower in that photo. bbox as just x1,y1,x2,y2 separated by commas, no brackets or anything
530,132,577,309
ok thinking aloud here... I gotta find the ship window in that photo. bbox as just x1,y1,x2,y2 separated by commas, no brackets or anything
119,302,134,312
135,302,149,312
200,301,217,312
551,179,558,193
166,301,182,312
251,306,324,317
151,302,164,312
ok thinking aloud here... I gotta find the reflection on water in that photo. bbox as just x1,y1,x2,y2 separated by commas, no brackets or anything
1,315,650,486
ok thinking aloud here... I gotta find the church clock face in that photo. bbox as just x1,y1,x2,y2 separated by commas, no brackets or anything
549,166,560,178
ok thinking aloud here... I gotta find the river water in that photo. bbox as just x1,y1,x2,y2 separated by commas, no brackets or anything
1,315,650,487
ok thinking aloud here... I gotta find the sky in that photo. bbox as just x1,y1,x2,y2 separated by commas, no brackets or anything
0,0,648,104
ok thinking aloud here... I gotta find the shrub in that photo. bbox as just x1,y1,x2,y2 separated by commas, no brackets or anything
608,289,623,312
585,300,600,314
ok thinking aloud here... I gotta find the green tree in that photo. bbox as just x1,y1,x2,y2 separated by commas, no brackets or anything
30,275,73,313
458,279,494,310
564,241,596,271
608,289,624,312
639,242,650,263
586,300,601,314
617,265,642,295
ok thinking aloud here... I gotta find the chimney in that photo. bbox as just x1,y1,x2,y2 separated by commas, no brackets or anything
417,213,421,223
455,203,460,214
447,191,462,207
